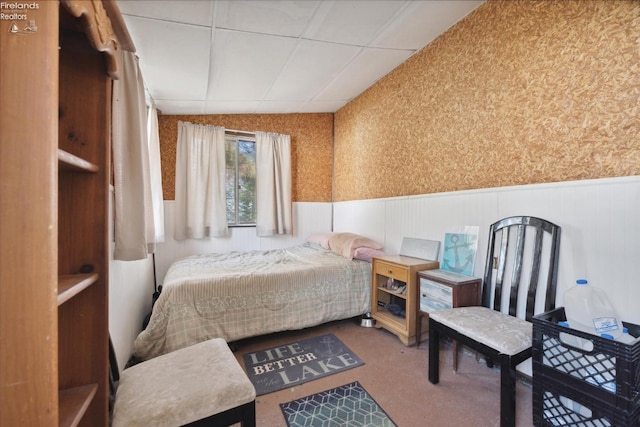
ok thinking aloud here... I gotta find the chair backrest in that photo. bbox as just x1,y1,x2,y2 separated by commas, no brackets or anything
481,216,561,322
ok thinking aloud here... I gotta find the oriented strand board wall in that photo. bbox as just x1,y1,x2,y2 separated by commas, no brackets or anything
333,0,640,202
158,113,333,202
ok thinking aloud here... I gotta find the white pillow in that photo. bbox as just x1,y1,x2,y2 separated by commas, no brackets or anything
305,232,334,249
328,233,383,260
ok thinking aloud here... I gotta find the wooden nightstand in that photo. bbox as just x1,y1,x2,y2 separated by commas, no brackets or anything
416,269,481,369
371,255,439,346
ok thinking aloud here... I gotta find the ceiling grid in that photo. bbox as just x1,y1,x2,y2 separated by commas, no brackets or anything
117,0,483,115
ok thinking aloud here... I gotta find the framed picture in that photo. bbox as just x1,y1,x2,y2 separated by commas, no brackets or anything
441,227,479,276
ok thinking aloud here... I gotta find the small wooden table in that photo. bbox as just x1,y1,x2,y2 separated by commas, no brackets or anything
416,269,481,370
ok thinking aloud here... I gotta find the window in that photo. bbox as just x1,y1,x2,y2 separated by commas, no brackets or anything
225,134,256,225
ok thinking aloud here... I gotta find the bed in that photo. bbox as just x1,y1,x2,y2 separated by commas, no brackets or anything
133,233,384,360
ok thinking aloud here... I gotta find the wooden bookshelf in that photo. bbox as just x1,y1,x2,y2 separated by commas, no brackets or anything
58,149,99,173
58,274,99,306
0,2,130,425
59,385,98,427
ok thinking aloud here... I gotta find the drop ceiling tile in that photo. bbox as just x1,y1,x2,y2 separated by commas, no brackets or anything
204,100,262,114
303,0,407,45
266,39,361,101
296,100,348,113
371,0,483,49
207,29,298,100
315,47,414,102
156,100,206,115
255,101,307,114
123,15,211,101
214,0,319,37
255,100,341,114
118,0,214,27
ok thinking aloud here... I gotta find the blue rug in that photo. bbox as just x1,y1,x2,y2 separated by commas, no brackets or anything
243,333,364,395
280,381,397,427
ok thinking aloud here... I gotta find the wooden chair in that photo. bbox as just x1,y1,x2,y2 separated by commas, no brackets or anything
428,216,561,427
110,337,256,427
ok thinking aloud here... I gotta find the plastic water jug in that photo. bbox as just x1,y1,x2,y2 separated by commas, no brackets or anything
619,327,637,344
564,279,623,340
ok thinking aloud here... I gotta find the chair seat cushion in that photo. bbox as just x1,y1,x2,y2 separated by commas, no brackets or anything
112,338,256,427
429,306,532,356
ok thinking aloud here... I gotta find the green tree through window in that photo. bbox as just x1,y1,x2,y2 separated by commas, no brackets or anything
225,135,256,225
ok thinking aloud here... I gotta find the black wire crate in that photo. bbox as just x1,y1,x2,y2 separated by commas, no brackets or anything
533,369,640,427
532,307,640,415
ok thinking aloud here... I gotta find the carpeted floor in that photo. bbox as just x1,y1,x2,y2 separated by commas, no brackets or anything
232,317,534,427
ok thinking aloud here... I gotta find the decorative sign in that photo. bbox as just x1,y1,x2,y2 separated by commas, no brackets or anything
242,333,364,395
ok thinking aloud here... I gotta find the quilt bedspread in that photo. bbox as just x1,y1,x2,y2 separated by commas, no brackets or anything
133,243,371,360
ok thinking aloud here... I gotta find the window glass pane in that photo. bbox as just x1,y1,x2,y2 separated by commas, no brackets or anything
225,140,237,223
225,135,256,226
237,139,256,224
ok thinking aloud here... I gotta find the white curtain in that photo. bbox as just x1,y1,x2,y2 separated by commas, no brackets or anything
112,50,164,261
174,121,228,240
147,106,165,245
255,131,292,236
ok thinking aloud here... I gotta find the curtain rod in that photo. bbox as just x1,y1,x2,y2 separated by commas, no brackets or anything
226,128,256,136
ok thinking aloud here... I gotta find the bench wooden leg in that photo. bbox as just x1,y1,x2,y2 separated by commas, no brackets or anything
428,320,440,384
184,400,256,427
499,356,516,427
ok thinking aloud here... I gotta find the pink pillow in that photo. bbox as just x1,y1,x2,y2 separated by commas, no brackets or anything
305,232,334,250
328,232,383,260
353,247,386,262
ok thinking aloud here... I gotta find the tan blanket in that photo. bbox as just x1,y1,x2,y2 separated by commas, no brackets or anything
133,243,371,360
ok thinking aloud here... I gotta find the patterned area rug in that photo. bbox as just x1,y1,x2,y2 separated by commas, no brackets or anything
280,381,396,427
243,333,364,395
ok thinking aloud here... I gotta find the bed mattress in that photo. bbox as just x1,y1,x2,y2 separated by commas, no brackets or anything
133,242,371,360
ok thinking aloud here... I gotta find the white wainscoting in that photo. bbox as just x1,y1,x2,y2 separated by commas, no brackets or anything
155,201,333,285
109,186,155,369
333,176,640,324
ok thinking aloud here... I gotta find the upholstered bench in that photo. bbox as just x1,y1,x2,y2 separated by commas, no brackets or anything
112,338,256,427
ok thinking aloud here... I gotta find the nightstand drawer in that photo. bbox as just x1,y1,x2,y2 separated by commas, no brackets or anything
419,278,453,313
374,261,408,283
420,277,453,301
420,298,452,313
